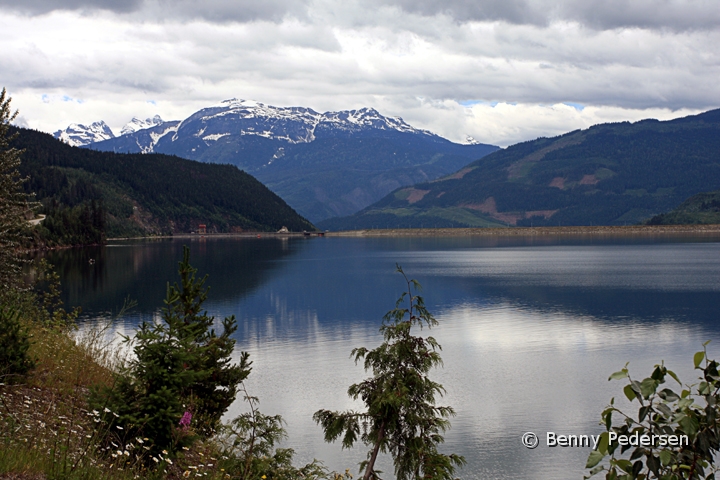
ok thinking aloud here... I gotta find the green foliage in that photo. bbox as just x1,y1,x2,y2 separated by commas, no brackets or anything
586,343,720,480
0,306,35,382
314,265,465,480
92,246,250,457
0,88,35,290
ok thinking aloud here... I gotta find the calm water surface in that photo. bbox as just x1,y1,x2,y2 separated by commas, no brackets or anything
47,235,720,479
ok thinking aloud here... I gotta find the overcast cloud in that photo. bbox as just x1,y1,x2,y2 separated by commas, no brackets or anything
1,0,717,146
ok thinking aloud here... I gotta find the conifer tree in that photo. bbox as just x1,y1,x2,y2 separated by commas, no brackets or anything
314,265,465,480
93,246,250,455
0,88,32,291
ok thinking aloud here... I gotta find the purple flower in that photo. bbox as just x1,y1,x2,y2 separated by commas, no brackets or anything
179,410,192,429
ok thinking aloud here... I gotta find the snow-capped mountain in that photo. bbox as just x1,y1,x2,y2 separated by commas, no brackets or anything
120,115,166,136
81,99,498,222
175,98,436,144
53,121,115,147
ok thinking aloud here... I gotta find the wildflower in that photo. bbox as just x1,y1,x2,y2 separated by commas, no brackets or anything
104,408,111,413
179,410,192,430
137,438,144,444
162,450,168,455
152,457,159,463
183,471,190,478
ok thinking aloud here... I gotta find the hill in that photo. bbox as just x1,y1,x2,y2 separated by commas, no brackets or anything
319,109,720,230
645,190,720,225
12,127,315,244
82,99,498,222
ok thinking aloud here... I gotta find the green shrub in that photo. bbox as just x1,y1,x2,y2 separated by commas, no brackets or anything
586,343,720,479
92,246,250,457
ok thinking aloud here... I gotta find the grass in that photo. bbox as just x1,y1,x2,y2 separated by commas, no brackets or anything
0,313,236,480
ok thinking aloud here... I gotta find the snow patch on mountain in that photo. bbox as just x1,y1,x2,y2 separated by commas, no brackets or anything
53,121,115,147
121,115,165,136
202,133,230,142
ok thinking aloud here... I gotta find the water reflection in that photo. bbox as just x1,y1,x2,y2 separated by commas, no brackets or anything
48,235,720,479
40,237,308,317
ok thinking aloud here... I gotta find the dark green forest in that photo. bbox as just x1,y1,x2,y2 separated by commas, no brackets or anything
12,127,315,245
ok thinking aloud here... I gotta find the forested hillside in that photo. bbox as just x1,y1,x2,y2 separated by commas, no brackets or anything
12,127,315,244
646,190,720,225
320,108,720,230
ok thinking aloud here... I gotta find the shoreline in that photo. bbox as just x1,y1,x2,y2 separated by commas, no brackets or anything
105,224,720,241
325,224,720,237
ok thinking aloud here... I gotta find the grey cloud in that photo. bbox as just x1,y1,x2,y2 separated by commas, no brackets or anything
0,0,310,22
148,0,311,23
374,0,720,31
0,0,142,15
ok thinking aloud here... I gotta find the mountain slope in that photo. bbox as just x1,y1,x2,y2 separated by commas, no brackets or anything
84,99,498,221
13,127,315,241
645,190,720,225
319,109,720,230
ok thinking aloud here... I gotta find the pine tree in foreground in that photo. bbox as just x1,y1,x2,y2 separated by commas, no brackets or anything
0,87,34,292
92,246,250,456
314,265,465,480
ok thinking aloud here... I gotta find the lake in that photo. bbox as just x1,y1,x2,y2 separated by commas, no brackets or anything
45,234,720,479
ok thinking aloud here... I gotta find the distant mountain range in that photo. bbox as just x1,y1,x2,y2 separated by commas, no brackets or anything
319,108,720,230
15,127,314,243
54,99,498,222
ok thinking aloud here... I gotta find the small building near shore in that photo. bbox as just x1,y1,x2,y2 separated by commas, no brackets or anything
198,224,207,234
277,226,289,233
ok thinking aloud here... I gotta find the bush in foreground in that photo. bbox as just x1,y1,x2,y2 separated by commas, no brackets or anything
587,343,720,479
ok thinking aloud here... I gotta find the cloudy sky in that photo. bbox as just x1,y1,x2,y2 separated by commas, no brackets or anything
1,0,718,146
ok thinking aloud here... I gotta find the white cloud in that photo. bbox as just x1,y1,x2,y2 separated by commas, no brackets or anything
1,2,718,146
